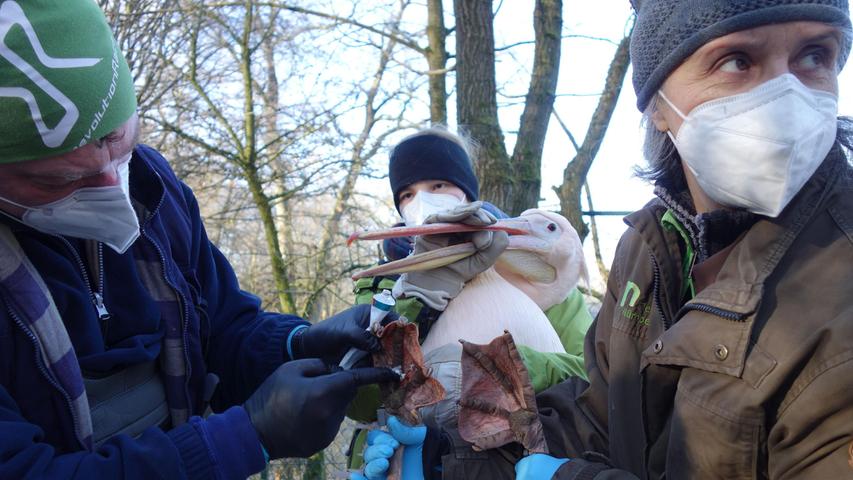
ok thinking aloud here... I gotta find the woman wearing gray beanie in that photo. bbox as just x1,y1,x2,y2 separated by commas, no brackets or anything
359,2,853,479
509,1,853,479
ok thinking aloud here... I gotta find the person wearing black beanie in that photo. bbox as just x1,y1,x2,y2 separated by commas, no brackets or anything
345,128,594,477
388,130,479,213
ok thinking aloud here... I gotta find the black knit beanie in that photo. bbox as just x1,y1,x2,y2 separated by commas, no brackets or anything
389,133,479,212
630,0,852,111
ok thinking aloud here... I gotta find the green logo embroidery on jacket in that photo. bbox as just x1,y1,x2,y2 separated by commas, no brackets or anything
619,280,650,326
620,281,641,308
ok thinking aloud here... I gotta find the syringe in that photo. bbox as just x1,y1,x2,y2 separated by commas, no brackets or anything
339,289,395,369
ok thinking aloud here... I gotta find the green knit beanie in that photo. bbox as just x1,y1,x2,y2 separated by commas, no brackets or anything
0,0,137,164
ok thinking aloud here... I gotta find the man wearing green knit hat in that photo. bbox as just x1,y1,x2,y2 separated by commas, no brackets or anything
0,1,399,478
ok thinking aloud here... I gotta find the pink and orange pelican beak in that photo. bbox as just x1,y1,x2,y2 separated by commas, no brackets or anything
348,218,537,280
346,219,531,246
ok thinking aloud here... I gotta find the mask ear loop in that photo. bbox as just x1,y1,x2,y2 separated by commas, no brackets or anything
657,90,688,144
657,90,688,119
0,194,32,212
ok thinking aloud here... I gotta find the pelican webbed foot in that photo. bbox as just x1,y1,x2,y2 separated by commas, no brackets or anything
458,331,548,454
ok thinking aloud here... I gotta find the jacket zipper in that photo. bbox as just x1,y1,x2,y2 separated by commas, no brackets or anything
650,254,670,329
93,243,111,335
58,238,111,333
140,188,194,414
6,302,86,449
676,302,746,322
6,235,108,450
652,254,746,327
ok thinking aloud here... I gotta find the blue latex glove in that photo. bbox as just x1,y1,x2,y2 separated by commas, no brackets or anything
388,416,427,480
515,453,570,480
349,416,427,480
350,430,400,480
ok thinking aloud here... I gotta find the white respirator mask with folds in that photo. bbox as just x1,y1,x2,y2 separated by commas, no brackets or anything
660,73,838,217
401,191,465,226
0,152,140,253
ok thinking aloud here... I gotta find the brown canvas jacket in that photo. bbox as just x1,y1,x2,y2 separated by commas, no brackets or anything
537,149,853,479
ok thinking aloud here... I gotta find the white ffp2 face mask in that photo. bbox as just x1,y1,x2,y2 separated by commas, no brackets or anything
401,191,465,226
661,73,838,217
0,153,140,253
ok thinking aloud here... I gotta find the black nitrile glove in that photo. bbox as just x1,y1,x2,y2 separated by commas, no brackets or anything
291,304,399,363
244,358,399,459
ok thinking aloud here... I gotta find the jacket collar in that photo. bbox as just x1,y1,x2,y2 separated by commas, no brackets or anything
630,148,845,316
637,148,846,377
625,198,686,325
691,148,844,315
128,145,167,228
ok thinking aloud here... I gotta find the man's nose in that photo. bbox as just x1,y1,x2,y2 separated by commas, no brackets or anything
81,160,123,188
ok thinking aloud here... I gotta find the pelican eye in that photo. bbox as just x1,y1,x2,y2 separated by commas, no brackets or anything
547,223,557,232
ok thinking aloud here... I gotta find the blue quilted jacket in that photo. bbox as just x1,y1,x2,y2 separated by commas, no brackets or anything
0,145,308,479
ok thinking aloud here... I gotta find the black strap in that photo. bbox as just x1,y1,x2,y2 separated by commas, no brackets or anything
555,460,610,480
84,361,169,447
416,306,442,343
345,427,365,469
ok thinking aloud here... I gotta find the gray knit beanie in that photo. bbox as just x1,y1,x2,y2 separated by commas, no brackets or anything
630,0,852,111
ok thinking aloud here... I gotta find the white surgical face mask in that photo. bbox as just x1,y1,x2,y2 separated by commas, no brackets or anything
401,191,465,226
0,152,140,253
660,73,838,217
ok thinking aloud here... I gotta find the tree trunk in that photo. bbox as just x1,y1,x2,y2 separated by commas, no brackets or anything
238,2,295,312
246,170,297,313
259,15,303,313
555,32,631,241
454,0,512,210
584,182,609,282
509,0,562,215
455,0,562,216
426,0,448,125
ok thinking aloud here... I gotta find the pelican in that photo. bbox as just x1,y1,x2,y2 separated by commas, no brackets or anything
350,209,587,355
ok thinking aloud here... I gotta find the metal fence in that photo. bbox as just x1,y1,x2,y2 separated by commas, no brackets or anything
251,419,358,480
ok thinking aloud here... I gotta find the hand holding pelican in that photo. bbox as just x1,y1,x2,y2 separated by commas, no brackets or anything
390,201,509,311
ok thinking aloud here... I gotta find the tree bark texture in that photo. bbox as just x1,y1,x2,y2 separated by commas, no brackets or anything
555,31,631,241
509,0,562,215
426,0,448,125
455,0,562,216
454,0,511,210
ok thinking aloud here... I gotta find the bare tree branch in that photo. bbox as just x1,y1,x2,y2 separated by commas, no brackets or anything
554,28,632,241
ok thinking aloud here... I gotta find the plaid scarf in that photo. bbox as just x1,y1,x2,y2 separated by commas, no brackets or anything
0,226,93,448
0,223,189,450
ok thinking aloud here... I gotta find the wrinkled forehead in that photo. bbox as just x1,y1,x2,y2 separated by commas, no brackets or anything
689,21,846,61
1,115,138,179
1,142,109,179
629,0,852,110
